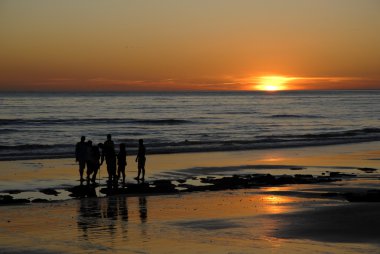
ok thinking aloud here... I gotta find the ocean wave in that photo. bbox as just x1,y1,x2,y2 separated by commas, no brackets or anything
132,119,191,125
0,118,193,126
0,144,57,150
259,128,380,140
270,114,325,119
1,127,380,161
0,128,19,134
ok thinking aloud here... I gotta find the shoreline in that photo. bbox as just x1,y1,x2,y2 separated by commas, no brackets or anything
2,137,380,162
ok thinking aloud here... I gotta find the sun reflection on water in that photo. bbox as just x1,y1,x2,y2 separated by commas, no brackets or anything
262,195,294,214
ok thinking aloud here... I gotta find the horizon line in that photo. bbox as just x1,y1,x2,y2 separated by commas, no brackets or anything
1,89,380,93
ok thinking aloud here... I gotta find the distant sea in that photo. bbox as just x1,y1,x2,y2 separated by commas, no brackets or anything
0,91,379,160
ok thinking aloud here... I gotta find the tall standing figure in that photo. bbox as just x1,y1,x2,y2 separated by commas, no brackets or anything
86,142,101,184
117,143,127,185
102,134,117,184
75,136,87,181
135,139,146,182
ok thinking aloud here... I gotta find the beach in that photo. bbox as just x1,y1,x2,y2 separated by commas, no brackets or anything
1,142,379,253
2,1,380,252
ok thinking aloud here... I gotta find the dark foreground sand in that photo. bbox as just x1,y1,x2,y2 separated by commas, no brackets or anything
0,142,379,253
272,202,380,244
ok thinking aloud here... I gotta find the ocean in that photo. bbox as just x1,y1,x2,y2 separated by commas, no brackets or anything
0,91,379,160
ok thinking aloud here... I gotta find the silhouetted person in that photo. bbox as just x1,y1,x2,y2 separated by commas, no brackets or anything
85,140,93,182
85,140,93,177
135,139,146,181
75,136,87,181
102,134,117,185
117,143,127,185
86,142,101,184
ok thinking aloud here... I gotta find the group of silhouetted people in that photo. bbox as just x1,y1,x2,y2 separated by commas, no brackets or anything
75,134,146,186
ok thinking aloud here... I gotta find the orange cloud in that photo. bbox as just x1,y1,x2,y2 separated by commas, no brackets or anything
235,76,377,91
0,75,378,92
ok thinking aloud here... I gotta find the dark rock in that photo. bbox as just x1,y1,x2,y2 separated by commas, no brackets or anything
40,188,60,196
329,172,356,178
181,185,213,192
67,185,97,198
7,190,22,194
295,174,313,179
316,176,340,183
251,174,276,185
321,192,339,197
200,177,216,183
181,173,340,193
294,174,315,184
0,195,30,205
357,167,378,173
153,180,173,186
152,180,176,192
0,195,13,203
277,175,296,184
199,174,287,191
124,182,151,193
31,198,50,203
290,167,305,170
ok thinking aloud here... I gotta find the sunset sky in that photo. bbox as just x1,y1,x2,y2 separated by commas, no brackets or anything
1,0,380,91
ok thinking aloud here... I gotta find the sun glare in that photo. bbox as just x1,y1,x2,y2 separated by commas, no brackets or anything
255,76,294,91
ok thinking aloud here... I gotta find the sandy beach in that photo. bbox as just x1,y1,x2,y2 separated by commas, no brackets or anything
1,142,379,253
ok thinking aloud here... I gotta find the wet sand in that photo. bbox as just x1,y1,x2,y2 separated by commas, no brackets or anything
1,189,379,253
0,142,380,253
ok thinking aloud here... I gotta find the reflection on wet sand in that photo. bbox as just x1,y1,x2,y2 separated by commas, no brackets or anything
261,195,294,214
139,197,147,224
77,196,148,242
77,198,102,240
1,188,379,254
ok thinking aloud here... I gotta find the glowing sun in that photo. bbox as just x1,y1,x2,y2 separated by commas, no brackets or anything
255,76,294,91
